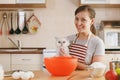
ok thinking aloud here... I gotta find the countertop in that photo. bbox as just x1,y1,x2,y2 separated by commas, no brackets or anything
4,70,105,80
0,47,46,54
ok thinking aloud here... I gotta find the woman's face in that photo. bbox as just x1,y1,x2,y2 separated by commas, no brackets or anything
74,11,94,33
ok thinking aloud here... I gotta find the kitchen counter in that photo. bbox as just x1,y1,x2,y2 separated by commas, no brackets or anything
0,47,46,54
4,70,105,80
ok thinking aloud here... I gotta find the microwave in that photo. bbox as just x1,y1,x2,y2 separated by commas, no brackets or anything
103,28,120,49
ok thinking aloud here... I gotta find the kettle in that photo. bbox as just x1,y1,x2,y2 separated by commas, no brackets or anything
0,64,4,80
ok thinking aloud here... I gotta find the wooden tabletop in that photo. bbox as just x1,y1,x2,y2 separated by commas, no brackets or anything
4,70,105,80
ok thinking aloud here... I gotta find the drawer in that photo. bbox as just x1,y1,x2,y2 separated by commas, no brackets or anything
12,54,42,65
12,64,42,71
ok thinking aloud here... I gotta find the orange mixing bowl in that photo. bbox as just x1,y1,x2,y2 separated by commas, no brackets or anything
44,56,78,76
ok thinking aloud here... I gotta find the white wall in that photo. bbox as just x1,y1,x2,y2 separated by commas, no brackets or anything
0,0,120,49
0,0,78,49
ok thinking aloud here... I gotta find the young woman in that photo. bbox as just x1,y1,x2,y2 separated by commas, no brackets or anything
60,5,105,70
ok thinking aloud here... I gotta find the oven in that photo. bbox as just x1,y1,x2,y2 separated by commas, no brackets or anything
99,20,120,50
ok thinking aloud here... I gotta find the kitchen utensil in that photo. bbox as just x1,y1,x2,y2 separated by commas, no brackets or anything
9,13,14,34
0,12,9,35
44,56,77,76
15,13,21,34
22,12,28,34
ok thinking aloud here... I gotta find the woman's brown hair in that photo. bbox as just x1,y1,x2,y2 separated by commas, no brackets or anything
75,5,96,35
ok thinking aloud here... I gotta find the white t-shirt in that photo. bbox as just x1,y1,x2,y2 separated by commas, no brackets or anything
67,34,105,64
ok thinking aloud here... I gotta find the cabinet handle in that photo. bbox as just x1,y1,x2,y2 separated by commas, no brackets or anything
22,59,31,61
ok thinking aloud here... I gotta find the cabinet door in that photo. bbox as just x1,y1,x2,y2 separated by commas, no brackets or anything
12,54,43,71
80,0,120,4
80,0,120,8
80,0,109,4
0,0,46,8
109,0,120,4
16,0,46,4
0,54,11,71
0,0,15,4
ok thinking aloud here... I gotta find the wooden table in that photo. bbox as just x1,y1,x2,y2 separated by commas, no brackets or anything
4,70,105,80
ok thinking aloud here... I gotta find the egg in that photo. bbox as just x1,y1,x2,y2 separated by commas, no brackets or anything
12,72,21,79
26,71,34,78
21,72,31,80
19,71,25,76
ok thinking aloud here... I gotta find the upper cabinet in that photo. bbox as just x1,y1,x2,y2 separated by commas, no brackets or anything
16,0,45,4
80,0,120,8
0,0,15,4
0,0,46,8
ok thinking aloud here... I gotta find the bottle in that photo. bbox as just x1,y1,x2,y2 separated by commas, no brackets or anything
115,61,120,80
105,61,118,80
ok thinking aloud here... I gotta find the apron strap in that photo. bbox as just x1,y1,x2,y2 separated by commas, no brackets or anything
84,32,92,46
72,32,92,46
72,33,79,44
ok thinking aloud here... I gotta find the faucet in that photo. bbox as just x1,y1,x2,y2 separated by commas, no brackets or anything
17,40,21,50
8,37,21,50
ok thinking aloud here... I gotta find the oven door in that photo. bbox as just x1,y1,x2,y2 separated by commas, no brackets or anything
104,28,120,49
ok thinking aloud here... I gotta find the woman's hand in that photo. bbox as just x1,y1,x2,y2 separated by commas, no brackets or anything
59,48,67,56
59,48,70,56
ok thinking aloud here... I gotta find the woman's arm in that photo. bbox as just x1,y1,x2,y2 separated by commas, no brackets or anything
76,62,88,70
77,55,105,70
92,55,105,63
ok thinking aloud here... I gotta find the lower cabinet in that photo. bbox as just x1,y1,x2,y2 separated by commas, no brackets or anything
11,54,43,71
0,54,11,71
0,54,43,71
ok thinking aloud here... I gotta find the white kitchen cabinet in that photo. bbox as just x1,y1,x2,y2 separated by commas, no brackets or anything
80,0,109,4
109,0,120,4
0,0,15,4
0,0,46,8
11,54,43,71
0,54,11,71
80,0,120,4
0,53,43,71
0,0,45,4
80,0,120,8
16,0,45,4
